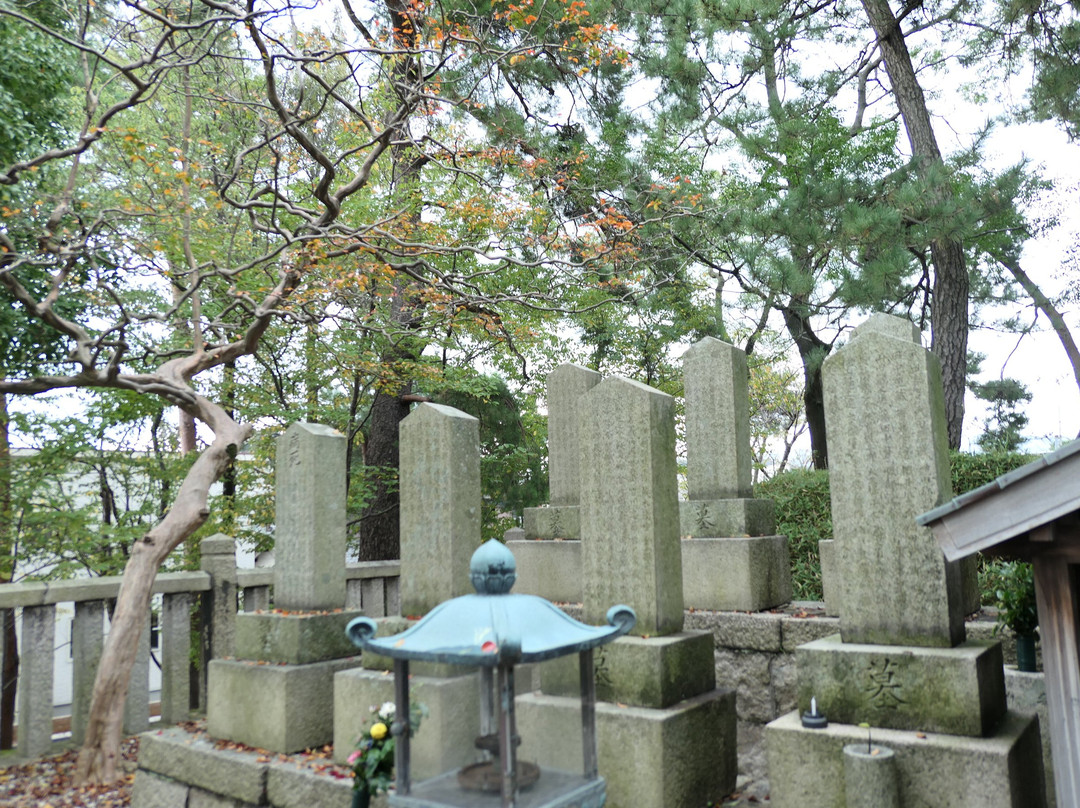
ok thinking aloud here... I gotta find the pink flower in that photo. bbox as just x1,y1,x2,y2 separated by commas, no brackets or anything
347,750,362,765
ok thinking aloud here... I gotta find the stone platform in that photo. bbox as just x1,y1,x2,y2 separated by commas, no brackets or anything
766,710,1045,808
681,536,791,611
796,634,1007,736
507,539,582,602
679,498,775,539
208,655,362,753
516,689,737,808
132,725,387,808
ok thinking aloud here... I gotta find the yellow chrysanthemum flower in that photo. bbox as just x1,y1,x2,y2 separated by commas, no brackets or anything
370,722,388,741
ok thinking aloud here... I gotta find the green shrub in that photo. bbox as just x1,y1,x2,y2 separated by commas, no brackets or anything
756,469,831,601
951,450,1038,606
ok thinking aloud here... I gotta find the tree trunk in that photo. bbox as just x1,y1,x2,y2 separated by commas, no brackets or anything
0,610,15,750
860,0,969,448
358,386,411,561
0,391,16,750
354,0,427,561
781,305,831,469
1000,257,1080,423
76,411,249,784
0,390,15,750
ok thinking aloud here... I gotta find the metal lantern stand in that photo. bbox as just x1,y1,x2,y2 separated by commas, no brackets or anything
346,540,635,808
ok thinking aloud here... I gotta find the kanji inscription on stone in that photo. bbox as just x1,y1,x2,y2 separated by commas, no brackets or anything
864,658,905,709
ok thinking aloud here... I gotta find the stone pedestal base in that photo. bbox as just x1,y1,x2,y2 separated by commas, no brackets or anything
523,506,580,539
681,536,792,611
540,631,715,708
797,634,1006,736
679,498,775,538
333,667,482,780
208,656,362,754
134,726,390,808
507,539,583,602
765,710,1046,808
516,689,737,808
235,609,364,664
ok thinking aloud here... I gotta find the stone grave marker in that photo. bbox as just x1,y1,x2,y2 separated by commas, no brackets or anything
399,402,481,617
765,313,1043,807
680,337,790,611
823,314,963,647
579,375,684,635
209,422,361,753
519,374,737,807
335,402,484,780
273,422,347,611
511,364,600,601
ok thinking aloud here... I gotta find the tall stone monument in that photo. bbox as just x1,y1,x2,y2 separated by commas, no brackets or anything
508,363,600,600
208,423,364,753
679,337,791,611
274,422,347,610
399,402,481,616
765,315,1045,807
517,376,737,807
334,403,484,780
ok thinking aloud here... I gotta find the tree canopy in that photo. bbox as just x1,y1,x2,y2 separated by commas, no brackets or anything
0,0,1077,783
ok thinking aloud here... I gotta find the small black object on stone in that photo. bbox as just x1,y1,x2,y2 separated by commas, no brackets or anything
801,696,828,729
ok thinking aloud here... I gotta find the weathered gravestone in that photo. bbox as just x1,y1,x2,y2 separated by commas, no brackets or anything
334,403,485,780
518,376,737,808
509,363,600,601
766,314,1045,808
274,422,347,610
679,337,791,611
398,402,481,617
208,423,363,753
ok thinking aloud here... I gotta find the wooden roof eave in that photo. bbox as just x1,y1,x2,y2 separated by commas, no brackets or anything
917,440,1080,563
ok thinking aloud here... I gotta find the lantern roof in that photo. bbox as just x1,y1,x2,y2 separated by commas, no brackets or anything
346,539,636,666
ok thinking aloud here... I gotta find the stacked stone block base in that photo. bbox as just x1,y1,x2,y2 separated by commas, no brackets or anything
797,634,1007,736
235,609,363,664
208,656,361,753
540,632,715,708
507,539,583,602
333,667,483,780
766,710,1046,807
509,533,793,611
133,727,387,808
679,498,775,539
523,505,580,540
681,536,792,611
516,689,737,808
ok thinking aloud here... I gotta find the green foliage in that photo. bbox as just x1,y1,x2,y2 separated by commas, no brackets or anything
429,370,548,542
755,468,831,600
950,448,1039,493
970,377,1033,452
349,700,426,797
994,561,1039,637
950,448,1038,605
7,393,201,581
0,0,74,168
758,450,1040,604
